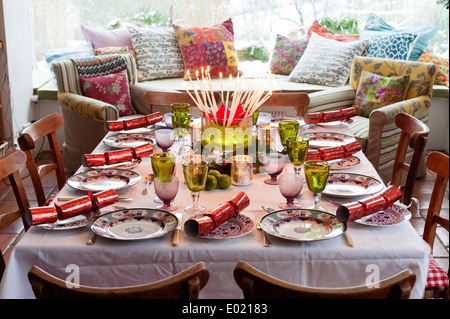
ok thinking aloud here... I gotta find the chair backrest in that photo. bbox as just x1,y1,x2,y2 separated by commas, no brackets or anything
0,150,31,279
52,53,137,95
423,151,449,251
234,261,416,299
144,91,310,116
17,113,66,206
390,112,429,206
350,56,437,100
28,262,209,299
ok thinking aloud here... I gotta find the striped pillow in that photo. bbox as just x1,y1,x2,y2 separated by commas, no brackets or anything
44,41,95,75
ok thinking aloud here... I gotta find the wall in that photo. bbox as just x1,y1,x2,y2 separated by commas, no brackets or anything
0,0,35,151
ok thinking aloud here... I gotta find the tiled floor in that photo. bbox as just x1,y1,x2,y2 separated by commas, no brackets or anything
1,150,449,292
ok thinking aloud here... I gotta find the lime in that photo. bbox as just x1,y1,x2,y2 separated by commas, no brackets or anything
209,169,221,179
205,175,218,191
218,174,231,189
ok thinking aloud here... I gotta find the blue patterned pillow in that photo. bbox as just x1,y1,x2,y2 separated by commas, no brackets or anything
288,33,369,87
363,13,437,61
361,31,418,60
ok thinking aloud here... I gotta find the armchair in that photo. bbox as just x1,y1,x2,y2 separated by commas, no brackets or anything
307,56,437,183
52,54,140,173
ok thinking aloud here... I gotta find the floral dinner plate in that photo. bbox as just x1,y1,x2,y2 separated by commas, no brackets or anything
103,133,155,149
195,214,254,239
355,203,412,227
260,209,344,242
68,169,141,192
91,209,178,241
323,173,383,198
328,156,360,170
303,132,355,148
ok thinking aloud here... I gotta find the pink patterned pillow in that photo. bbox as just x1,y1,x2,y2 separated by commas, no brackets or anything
80,72,136,116
270,34,308,75
307,20,360,42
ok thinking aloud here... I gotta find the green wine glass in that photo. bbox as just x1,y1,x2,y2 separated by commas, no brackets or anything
151,152,176,203
304,160,330,211
171,103,190,116
182,155,208,213
171,114,191,139
278,120,299,149
286,135,309,175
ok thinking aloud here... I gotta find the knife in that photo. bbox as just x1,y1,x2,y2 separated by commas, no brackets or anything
261,206,275,214
172,213,182,247
58,196,133,202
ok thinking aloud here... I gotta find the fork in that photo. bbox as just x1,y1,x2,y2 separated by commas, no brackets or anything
255,213,272,247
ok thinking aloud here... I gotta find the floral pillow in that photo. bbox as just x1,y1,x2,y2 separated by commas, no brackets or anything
172,18,239,80
307,20,360,42
353,70,410,118
417,50,449,86
94,46,146,82
269,34,308,75
80,71,136,116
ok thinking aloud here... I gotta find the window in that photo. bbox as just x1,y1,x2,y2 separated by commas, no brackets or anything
31,0,449,71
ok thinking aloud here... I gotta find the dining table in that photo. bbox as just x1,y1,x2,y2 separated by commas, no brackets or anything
0,116,431,299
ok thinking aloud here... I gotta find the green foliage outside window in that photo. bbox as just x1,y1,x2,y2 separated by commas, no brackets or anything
319,15,361,35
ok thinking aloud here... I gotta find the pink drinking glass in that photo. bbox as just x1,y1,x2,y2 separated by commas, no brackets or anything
278,173,303,209
154,176,179,212
155,129,175,152
261,152,286,185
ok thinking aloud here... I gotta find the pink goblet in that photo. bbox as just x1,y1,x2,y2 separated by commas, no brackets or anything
155,129,175,152
154,176,179,212
278,173,303,209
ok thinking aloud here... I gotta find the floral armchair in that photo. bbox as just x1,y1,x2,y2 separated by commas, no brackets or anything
52,54,139,173
307,56,437,183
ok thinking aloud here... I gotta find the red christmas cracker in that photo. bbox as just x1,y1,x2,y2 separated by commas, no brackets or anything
342,140,361,154
319,146,345,161
105,149,134,165
82,154,107,167
26,207,58,225
304,107,357,124
132,143,153,158
54,195,93,220
89,189,119,211
336,185,403,223
306,149,321,161
104,112,163,132
184,192,250,236
27,190,119,225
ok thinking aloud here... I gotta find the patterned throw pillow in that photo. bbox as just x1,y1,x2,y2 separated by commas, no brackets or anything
417,51,449,86
307,20,360,42
173,18,239,80
353,70,410,118
288,33,368,87
360,31,418,60
363,13,437,61
127,24,184,80
94,46,146,82
80,71,136,116
269,34,308,75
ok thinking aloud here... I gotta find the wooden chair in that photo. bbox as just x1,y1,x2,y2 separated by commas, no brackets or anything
234,261,416,299
0,150,31,279
144,91,310,116
422,151,449,298
28,262,209,299
17,113,66,206
390,112,429,207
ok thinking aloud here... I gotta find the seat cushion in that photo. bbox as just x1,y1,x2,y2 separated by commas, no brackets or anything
347,115,368,151
426,257,449,288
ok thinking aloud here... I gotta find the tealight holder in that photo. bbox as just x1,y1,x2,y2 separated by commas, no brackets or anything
231,155,253,186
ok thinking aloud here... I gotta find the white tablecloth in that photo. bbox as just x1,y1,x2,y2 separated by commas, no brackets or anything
0,124,430,299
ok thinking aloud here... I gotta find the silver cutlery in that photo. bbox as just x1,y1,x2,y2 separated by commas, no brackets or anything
256,208,272,247
172,213,182,247
58,196,133,202
324,200,354,247
142,174,155,195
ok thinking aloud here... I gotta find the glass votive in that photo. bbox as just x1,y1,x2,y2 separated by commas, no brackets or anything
257,125,277,151
231,155,253,186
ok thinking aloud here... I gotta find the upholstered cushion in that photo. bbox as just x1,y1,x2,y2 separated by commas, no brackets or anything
360,31,418,60
94,46,145,82
173,18,239,80
288,33,368,87
44,41,95,76
354,70,409,117
270,34,308,75
81,25,133,49
307,20,360,42
363,13,437,61
417,51,449,86
80,72,136,116
426,256,449,288
127,24,184,80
